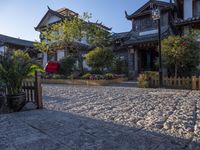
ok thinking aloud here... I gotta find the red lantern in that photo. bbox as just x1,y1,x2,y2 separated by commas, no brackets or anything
45,61,60,73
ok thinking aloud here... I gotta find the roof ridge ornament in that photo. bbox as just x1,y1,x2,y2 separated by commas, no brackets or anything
125,11,129,19
47,6,51,10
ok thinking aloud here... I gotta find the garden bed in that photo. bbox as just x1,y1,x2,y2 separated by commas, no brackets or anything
42,78,128,86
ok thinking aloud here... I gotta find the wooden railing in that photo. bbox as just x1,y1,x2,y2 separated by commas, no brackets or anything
0,71,43,109
22,71,43,108
150,76,200,90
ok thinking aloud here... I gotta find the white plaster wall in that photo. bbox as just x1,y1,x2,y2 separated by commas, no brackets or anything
197,64,200,70
82,54,91,70
83,60,91,71
47,15,61,25
57,50,65,61
0,46,4,53
40,14,61,27
81,36,89,45
139,29,158,36
43,52,48,68
184,0,193,19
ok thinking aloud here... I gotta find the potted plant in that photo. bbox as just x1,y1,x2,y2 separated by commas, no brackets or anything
0,50,41,111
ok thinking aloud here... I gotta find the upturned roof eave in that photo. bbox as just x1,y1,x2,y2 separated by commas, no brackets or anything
35,7,65,31
125,0,175,20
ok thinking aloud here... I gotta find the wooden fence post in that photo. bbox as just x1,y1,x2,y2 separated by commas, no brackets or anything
192,77,197,90
199,77,200,90
35,71,43,109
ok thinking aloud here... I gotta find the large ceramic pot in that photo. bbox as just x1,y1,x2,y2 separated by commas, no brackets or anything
7,92,26,112
0,94,4,109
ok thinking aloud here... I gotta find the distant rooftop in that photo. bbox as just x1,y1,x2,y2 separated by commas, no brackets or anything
56,7,78,17
35,6,111,31
0,34,34,47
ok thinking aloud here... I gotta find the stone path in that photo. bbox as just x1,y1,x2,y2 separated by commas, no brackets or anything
0,84,200,149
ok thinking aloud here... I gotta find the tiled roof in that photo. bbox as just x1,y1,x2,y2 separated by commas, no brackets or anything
112,32,131,40
174,16,200,26
112,27,170,46
56,7,78,17
35,7,111,31
124,27,170,45
0,34,34,47
125,0,174,20
88,22,112,31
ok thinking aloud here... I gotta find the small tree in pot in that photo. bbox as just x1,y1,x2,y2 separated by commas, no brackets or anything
0,50,41,112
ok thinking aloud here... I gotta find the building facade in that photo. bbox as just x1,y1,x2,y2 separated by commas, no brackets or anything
112,0,200,79
174,0,200,31
112,1,176,78
175,0,200,69
0,34,40,60
35,7,111,68
36,1,200,77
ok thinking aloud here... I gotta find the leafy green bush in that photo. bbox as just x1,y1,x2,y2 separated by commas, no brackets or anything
85,47,114,74
51,74,66,79
138,74,149,88
0,50,41,95
112,56,128,75
81,73,92,79
138,71,158,88
162,31,200,77
105,73,114,80
59,56,76,77
96,75,103,80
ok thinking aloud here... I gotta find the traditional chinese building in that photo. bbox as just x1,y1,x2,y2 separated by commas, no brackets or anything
112,0,200,79
112,1,177,78
0,34,40,59
35,7,111,68
174,0,200,31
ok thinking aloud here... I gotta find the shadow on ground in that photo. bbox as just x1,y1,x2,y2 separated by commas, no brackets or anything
106,81,138,88
1,109,199,150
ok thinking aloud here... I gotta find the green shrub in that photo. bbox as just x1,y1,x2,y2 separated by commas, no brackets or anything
85,47,114,74
138,71,158,88
51,74,64,79
0,50,41,95
96,74,104,80
112,56,128,75
59,56,76,77
144,71,159,78
81,73,92,79
105,73,114,80
162,31,200,77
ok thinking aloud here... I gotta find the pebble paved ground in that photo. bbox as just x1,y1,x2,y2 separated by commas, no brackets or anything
1,84,200,149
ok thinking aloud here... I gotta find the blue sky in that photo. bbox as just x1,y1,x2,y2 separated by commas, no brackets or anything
0,0,170,41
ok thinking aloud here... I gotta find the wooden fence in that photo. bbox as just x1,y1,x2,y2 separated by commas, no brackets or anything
0,71,43,109
150,76,200,90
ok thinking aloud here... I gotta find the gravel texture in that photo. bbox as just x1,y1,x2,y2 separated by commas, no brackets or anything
43,84,200,149
0,84,200,149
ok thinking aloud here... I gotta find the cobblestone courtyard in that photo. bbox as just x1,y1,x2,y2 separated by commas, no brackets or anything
1,84,200,149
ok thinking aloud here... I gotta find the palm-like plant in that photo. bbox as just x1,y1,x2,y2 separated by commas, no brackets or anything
0,50,42,95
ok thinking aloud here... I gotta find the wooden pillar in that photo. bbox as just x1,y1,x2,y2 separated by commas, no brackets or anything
134,49,139,74
128,48,139,79
35,71,43,109
147,50,151,70
128,49,134,79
